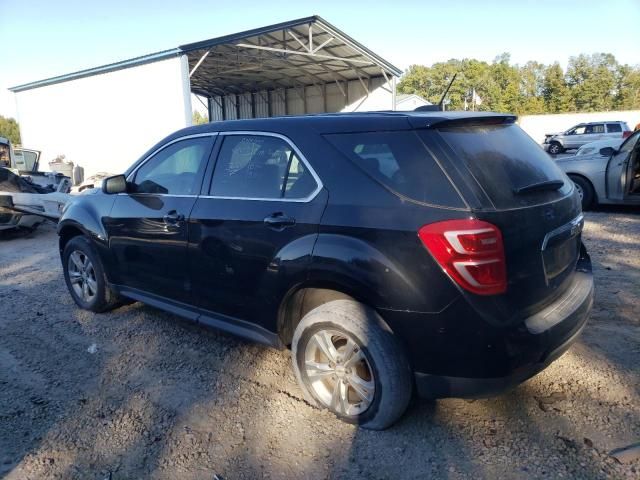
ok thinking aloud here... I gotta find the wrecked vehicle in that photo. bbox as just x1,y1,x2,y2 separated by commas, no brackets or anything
0,136,74,231
0,168,71,231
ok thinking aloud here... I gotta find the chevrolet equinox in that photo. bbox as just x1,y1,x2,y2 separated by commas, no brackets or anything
58,111,594,429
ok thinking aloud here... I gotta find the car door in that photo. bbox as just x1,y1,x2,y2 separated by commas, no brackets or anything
606,130,640,202
583,124,605,146
14,148,41,172
188,132,327,331
105,134,216,305
605,123,622,141
565,125,585,149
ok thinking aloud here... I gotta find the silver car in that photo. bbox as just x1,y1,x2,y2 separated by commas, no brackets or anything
554,131,640,209
544,121,631,155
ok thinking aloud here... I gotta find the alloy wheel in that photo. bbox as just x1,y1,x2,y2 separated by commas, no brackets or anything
304,329,375,416
68,250,98,302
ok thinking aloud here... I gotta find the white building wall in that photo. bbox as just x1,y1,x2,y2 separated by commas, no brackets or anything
519,110,640,144
14,55,191,177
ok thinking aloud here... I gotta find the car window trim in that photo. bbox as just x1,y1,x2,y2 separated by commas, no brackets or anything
201,130,323,203
123,132,219,197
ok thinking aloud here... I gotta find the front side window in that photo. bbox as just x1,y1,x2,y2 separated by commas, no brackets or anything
133,137,212,195
570,126,586,135
209,135,318,199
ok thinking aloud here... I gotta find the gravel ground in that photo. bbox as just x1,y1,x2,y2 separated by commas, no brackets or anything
0,208,639,480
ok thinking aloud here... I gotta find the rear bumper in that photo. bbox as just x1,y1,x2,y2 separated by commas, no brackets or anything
414,307,589,398
409,250,594,399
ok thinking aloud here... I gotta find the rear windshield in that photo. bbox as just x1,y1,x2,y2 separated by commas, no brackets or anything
324,131,464,207
435,123,571,208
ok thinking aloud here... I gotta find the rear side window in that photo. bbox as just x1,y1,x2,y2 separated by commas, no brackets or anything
585,124,604,134
210,134,318,199
606,123,622,133
435,124,571,209
324,131,464,207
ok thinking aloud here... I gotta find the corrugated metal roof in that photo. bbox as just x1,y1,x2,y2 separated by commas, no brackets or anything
10,15,401,94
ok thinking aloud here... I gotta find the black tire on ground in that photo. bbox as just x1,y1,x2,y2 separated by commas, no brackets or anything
569,175,595,210
548,142,564,155
291,299,413,430
62,235,121,313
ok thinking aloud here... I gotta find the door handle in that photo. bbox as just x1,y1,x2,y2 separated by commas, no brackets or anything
264,212,296,229
163,210,185,225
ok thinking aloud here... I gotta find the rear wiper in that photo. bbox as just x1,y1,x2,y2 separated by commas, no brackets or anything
513,179,564,195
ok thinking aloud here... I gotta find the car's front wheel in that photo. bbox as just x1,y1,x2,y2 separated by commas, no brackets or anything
291,299,412,430
548,142,564,155
62,235,120,312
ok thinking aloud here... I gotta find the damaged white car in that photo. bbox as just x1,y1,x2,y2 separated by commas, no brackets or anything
0,136,72,231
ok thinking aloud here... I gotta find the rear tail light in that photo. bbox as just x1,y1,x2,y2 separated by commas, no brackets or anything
418,219,507,295
623,131,632,139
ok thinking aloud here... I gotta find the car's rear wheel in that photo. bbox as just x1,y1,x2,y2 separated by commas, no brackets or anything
548,142,564,155
569,175,595,210
291,299,412,430
62,236,120,312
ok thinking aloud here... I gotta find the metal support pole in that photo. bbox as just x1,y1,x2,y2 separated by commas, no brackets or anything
189,50,210,77
267,90,273,117
303,86,307,114
235,94,241,119
221,96,227,120
251,92,256,118
392,77,397,111
284,88,289,115
207,97,213,122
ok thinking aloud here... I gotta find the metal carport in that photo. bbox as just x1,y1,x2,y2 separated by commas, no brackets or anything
183,15,402,120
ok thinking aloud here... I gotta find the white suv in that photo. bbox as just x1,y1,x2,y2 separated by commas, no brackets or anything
544,121,631,154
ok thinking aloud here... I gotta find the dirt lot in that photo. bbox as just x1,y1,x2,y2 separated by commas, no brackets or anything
1,209,639,480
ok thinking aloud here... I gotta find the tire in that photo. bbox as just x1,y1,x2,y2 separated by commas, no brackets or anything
569,175,595,210
548,142,564,155
291,299,412,430
62,236,121,312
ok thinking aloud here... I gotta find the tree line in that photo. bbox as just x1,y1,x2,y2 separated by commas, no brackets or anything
397,53,640,115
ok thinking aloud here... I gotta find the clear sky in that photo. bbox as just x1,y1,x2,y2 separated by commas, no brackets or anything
1,0,638,118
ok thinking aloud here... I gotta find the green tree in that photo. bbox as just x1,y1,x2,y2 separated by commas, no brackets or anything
192,110,208,125
519,61,547,114
0,116,21,145
566,53,618,111
398,52,640,115
542,63,572,113
614,64,640,110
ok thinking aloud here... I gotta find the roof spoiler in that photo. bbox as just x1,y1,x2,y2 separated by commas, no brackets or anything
407,114,517,129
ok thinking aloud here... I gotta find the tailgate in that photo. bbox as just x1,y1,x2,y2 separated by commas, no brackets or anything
474,193,584,323
422,120,585,324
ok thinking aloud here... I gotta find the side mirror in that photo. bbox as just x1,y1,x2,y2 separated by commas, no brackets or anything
102,174,128,194
599,147,616,157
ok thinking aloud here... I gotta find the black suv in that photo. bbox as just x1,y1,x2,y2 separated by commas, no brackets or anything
58,112,593,429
